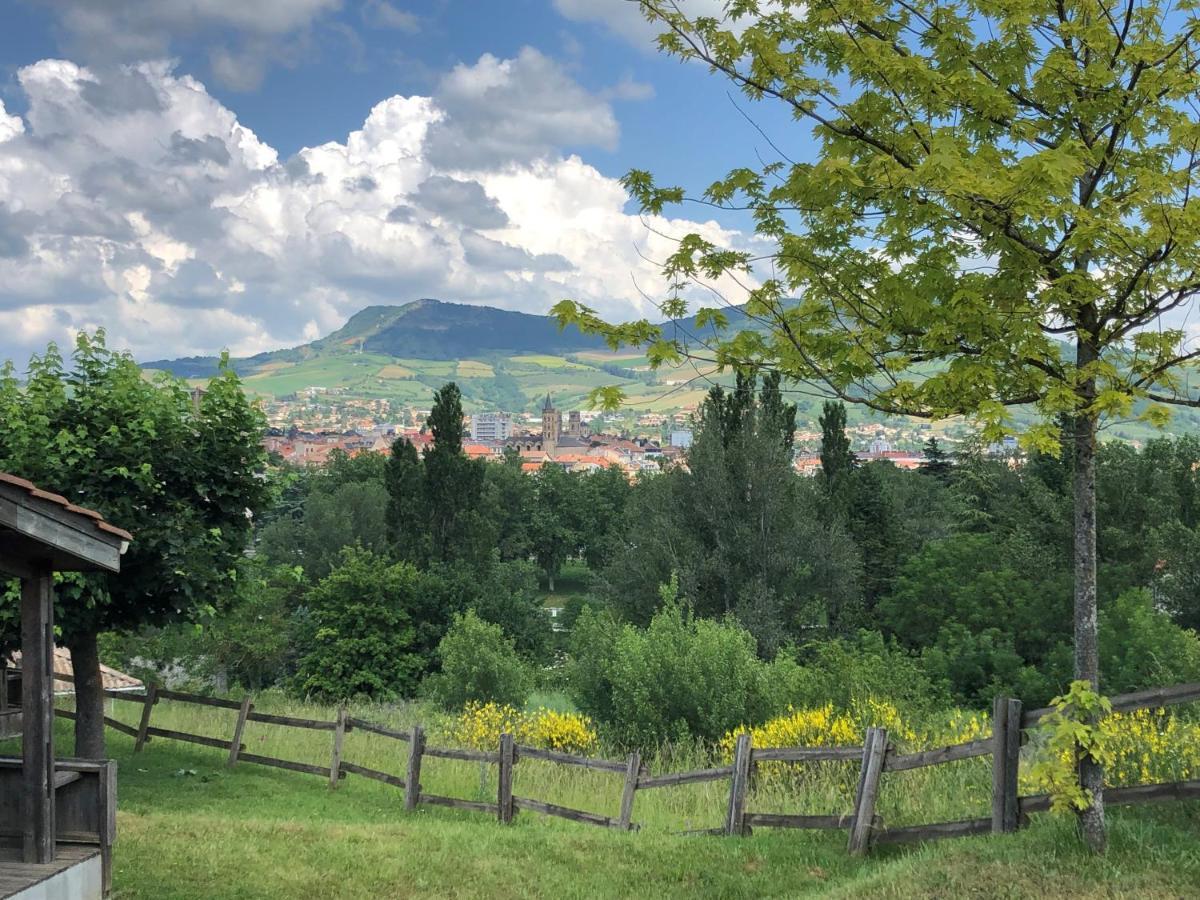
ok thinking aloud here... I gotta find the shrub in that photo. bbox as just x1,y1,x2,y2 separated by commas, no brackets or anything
770,630,949,716
568,579,776,746
1100,588,1200,694
427,610,531,710
443,701,598,755
291,547,423,701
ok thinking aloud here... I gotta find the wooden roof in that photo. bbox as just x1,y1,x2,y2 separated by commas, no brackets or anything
0,473,131,577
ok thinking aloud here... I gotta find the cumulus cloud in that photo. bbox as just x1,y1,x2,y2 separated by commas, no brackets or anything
0,50,755,365
427,48,620,168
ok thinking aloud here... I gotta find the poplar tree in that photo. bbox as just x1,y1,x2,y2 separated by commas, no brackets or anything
554,0,1200,850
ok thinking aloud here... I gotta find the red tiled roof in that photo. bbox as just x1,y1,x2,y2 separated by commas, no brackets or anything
8,648,144,694
0,472,134,542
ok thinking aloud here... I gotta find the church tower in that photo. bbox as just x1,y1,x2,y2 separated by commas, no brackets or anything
541,393,561,453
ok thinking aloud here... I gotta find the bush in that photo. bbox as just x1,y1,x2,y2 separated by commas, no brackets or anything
291,547,422,701
1100,588,1200,694
919,624,1065,708
770,630,949,716
442,702,598,755
568,579,776,746
426,610,531,710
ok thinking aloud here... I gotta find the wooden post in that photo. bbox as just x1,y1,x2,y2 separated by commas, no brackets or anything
404,724,424,810
848,727,888,856
134,683,158,753
21,570,55,864
618,750,641,831
329,703,347,789
725,732,752,836
991,696,1022,834
227,695,253,768
498,732,514,824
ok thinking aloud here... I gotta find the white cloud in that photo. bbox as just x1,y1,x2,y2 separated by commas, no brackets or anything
0,51,755,366
0,102,24,143
427,48,620,168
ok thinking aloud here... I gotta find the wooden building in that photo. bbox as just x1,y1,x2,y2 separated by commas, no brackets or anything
0,473,131,899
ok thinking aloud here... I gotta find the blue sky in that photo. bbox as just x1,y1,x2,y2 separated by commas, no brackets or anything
0,1,801,364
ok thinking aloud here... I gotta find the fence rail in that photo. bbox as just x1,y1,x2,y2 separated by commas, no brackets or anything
18,671,1200,855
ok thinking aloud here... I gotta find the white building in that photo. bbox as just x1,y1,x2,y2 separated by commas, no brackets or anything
471,412,512,442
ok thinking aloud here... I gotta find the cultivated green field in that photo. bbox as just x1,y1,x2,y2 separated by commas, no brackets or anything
11,696,1197,898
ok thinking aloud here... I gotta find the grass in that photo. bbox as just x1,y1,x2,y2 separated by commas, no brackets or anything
9,698,1197,898
539,560,592,608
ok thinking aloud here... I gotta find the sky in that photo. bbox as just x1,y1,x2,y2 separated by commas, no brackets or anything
0,0,801,365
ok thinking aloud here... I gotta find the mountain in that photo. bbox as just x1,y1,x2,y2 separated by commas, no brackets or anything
142,299,758,416
142,298,1200,442
146,300,606,376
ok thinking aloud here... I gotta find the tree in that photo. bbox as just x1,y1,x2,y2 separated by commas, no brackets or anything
919,438,954,483
601,374,850,647
0,333,269,755
554,0,1200,848
292,547,422,700
527,463,582,590
818,401,855,483
426,610,531,710
258,478,390,580
386,383,494,569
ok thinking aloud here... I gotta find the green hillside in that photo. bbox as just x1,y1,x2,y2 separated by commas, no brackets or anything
141,299,740,416
141,299,1200,436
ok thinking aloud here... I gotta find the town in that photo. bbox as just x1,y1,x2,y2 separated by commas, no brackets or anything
262,391,1017,477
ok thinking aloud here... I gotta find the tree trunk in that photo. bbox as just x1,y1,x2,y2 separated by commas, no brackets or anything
548,572,555,593
1073,404,1106,853
67,631,106,759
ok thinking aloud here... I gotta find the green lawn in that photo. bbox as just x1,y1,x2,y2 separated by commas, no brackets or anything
8,712,1197,898
539,560,592,608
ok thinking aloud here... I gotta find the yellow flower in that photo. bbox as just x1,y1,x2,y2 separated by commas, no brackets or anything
445,702,598,755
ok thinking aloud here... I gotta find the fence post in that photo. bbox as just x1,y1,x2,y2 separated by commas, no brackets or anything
725,732,752,836
227,695,253,768
498,732,514,824
329,704,347,789
848,726,888,855
618,750,641,831
133,683,158,753
404,724,424,811
991,696,1022,834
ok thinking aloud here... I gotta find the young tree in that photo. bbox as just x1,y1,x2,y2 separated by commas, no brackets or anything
0,333,268,754
555,0,1200,849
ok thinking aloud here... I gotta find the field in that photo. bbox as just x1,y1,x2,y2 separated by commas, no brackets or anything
11,695,1198,898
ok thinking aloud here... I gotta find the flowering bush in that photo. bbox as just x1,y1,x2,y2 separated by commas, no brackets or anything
445,702,598,755
1024,694,1200,811
1100,707,1200,786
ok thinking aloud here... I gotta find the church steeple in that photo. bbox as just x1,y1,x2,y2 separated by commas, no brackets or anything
541,393,561,452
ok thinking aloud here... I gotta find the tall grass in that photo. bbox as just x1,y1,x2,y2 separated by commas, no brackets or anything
6,696,1197,897
85,692,997,833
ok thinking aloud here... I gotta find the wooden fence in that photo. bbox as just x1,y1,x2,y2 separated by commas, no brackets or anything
29,675,1200,855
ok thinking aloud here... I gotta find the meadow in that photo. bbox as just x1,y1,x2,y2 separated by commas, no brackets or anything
10,692,1195,898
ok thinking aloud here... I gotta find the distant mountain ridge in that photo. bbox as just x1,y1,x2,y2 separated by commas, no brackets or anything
143,298,746,378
